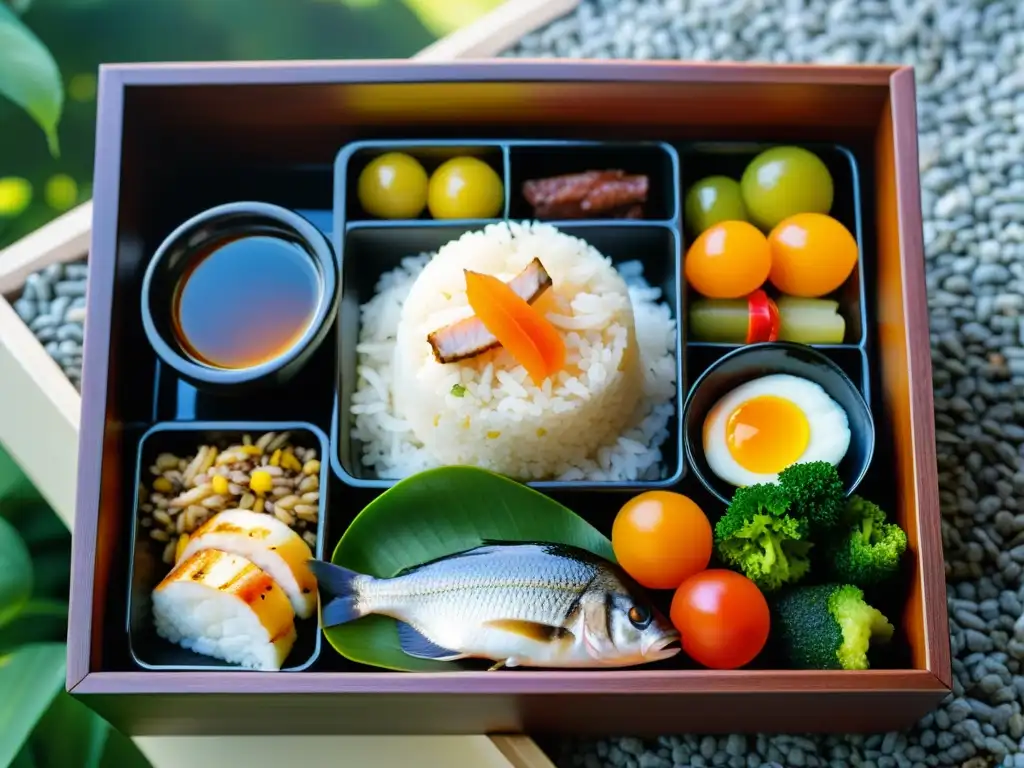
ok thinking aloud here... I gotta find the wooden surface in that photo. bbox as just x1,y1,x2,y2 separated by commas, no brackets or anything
65,58,950,737
0,211,85,528
873,68,951,685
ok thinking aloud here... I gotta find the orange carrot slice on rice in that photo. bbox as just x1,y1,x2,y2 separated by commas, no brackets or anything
463,269,566,385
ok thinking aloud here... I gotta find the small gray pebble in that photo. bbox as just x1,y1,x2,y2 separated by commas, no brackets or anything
53,280,86,297
56,324,84,343
690,757,706,768
725,735,746,757
13,297,37,323
29,313,55,332
64,262,89,280
700,737,716,760
788,748,805,767
47,295,71,321
25,272,52,302
638,753,668,768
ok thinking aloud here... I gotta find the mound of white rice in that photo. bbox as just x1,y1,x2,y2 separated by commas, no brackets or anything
350,221,677,482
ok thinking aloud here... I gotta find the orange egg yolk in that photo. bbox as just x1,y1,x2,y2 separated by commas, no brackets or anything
725,395,810,474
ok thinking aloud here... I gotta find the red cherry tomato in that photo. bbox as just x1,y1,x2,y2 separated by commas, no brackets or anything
746,289,780,343
670,569,770,670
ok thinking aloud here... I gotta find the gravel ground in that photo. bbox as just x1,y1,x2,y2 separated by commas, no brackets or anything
8,1,1022,763
12,259,88,390
505,0,1024,767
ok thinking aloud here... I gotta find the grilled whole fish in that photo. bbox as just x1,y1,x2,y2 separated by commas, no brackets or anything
307,542,680,669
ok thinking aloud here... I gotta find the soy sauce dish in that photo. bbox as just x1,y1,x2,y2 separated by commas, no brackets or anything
140,202,338,390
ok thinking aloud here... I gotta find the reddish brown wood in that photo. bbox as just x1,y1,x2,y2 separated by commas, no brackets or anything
69,59,950,736
874,68,950,687
73,670,947,736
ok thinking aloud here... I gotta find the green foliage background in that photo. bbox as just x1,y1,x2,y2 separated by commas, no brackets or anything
0,0,503,764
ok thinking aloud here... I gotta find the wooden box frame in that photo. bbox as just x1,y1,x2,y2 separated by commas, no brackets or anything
59,59,950,737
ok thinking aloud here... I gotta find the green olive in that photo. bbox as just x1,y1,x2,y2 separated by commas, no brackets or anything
427,157,504,219
684,175,748,235
740,146,834,231
357,152,428,219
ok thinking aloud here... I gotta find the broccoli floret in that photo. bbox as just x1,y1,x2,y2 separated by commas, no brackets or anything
776,461,845,531
826,495,908,587
714,484,813,592
773,583,894,670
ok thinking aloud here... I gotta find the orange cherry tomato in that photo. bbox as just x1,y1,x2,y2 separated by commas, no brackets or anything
767,212,859,298
670,569,770,670
684,220,771,299
611,491,712,591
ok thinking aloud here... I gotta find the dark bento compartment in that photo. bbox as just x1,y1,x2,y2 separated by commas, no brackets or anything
678,142,866,348
336,140,508,223
126,421,329,672
507,140,679,222
331,220,686,491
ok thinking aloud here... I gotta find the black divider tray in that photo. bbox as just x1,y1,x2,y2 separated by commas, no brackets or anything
126,421,329,672
125,136,878,676
331,139,686,491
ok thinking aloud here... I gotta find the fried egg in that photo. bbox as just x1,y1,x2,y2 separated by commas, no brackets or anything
702,373,850,487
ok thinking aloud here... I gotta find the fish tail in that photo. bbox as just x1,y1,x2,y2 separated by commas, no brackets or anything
307,559,370,627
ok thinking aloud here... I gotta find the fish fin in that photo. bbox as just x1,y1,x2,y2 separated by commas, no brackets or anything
483,619,574,644
487,660,507,671
307,559,367,627
396,621,464,661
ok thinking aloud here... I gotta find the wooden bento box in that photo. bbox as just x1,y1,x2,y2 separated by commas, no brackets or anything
67,59,950,737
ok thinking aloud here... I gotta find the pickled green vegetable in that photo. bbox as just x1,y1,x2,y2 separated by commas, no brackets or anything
690,295,846,344
777,296,846,344
740,147,834,231
684,176,748,235
689,298,751,343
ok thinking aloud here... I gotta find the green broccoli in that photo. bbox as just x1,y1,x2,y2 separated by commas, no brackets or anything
714,484,813,593
772,583,894,670
826,495,907,587
776,461,845,532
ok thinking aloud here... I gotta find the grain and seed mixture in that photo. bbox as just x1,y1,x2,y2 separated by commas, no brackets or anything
138,430,321,565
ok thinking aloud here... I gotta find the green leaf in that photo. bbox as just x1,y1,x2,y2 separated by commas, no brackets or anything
99,722,151,768
0,3,63,157
32,691,107,768
0,515,32,628
0,643,66,767
9,741,36,768
0,600,68,655
324,466,615,672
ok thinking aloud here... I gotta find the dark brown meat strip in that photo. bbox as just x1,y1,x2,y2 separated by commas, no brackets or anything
522,170,649,219
427,258,553,364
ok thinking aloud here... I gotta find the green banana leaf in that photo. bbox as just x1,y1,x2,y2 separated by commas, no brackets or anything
0,515,32,629
323,466,615,672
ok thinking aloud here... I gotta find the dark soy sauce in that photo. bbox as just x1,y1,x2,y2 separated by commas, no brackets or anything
171,234,320,369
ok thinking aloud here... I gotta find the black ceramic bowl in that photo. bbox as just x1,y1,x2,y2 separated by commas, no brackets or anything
140,201,339,390
682,342,875,505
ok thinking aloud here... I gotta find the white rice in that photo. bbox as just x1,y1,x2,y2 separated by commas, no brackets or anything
349,221,677,482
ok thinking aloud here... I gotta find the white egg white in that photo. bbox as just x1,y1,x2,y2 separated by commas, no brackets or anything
702,373,851,488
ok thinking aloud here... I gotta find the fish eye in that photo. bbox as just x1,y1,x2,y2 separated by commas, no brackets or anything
628,604,652,629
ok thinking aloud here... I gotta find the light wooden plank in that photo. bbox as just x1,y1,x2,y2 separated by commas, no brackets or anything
415,0,580,61
0,297,81,528
135,736,523,768
0,201,92,294
0,1,580,765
